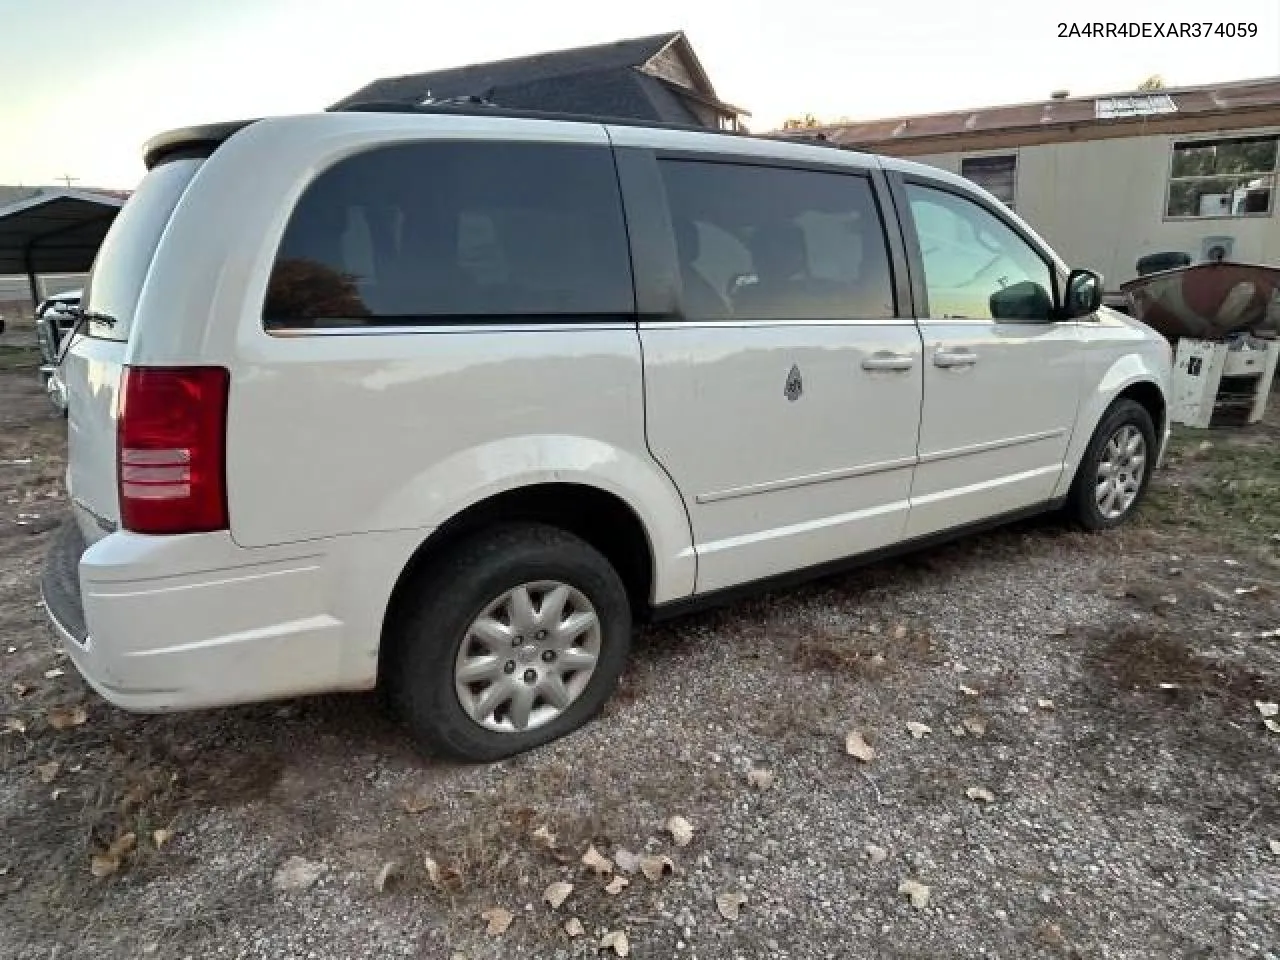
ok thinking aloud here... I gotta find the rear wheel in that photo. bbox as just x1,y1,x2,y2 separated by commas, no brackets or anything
384,523,631,761
1067,399,1156,531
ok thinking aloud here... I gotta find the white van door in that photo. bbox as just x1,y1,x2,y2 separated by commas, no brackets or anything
898,179,1084,538
615,146,924,594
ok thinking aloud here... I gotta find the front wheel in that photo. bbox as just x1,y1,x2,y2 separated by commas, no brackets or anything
383,523,632,762
1067,399,1157,531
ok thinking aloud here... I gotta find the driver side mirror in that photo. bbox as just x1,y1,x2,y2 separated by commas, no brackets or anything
1061,269,1103,319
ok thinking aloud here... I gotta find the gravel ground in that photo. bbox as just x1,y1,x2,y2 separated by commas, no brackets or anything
1,325,1278,959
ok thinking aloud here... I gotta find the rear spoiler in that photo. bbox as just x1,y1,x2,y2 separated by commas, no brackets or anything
142,120,259,170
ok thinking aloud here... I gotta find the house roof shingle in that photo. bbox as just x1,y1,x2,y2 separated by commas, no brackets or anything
334,32,684,108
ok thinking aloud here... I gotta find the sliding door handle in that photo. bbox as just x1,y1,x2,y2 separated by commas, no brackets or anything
933,348,978,368
861,352,916,372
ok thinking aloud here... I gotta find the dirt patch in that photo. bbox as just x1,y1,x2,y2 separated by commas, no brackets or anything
1086,625,1271,702
791,622,937,678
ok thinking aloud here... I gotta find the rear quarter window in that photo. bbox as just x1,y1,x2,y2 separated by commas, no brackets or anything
263,141,636,328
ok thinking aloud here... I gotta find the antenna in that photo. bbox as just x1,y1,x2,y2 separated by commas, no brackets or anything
56,174,79,188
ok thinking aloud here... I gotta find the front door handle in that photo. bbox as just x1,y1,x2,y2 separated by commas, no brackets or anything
861,351,916,372
933,348,978,368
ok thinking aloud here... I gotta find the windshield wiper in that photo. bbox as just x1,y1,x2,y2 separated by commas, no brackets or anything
67,306,117,328
54,306,117,369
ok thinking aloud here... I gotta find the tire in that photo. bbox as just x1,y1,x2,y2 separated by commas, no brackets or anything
1067,398,1157,531
383,523,631,762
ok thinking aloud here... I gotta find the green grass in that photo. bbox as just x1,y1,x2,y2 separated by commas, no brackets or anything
0,344,41,371
1142,425,1280,549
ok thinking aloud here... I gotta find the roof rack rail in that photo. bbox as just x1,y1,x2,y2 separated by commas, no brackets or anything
329,98,717,132
326,100,869,155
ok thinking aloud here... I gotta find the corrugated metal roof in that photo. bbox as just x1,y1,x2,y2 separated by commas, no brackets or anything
792,76,1280,149
0,190,126,275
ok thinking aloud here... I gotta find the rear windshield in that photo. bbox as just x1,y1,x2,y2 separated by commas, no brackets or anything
262,141,635,328
84,157,202,341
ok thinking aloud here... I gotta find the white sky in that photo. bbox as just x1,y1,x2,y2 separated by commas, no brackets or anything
1,0,1278,188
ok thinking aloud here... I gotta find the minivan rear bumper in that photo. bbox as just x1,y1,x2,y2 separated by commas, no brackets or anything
40,515,385,712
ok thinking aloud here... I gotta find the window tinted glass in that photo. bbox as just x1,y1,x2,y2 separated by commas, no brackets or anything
85,157,202,341
264,142,634,328
659,160,895,321
906,184,1054,322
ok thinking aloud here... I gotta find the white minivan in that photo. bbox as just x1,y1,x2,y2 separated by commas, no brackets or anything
43,105,1172,760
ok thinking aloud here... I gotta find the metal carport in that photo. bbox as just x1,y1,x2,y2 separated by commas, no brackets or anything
0,190,125,308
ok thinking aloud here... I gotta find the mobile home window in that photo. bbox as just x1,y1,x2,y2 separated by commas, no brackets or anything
960,155,1017,210
1166,135,1277,219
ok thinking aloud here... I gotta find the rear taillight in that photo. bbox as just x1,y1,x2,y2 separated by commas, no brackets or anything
117,366,229,534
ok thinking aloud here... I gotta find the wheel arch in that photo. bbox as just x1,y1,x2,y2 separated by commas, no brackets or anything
1054,351,1170,500
1114,379,1166,440
378,481,666,680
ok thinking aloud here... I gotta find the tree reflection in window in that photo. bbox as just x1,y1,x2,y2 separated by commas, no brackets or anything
263,259,371,328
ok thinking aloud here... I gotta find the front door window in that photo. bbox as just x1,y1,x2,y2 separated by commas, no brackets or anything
906,185,1055,322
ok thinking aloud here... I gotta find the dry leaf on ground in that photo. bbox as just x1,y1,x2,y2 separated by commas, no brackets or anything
639,854,674,882
1037,698,1055,711
959,684,979,697
564,917,584,937
2,718,25,735
47,705,87,730
90,853,120,878
963,717,987,737
600,930,630,956
1264,718,1280,734
1255,701,1279,718
614,848,641,873
666,815,694,847
36,761,59,784
604,875,629,895
481,906,513,936
374,861,398,893
12,683,30,698
43,668,64,680
272,855,326,892
400,791,432,814
864,843,888,864
532,824,556,847
423,855,462,892
581,844,613,876
716,891,748,920
966,786,996,803
1269,839,1280,855
892,624,908,639
90,833,138,880
845,729,875,763
746,768,774,791
898,878,931,909
152,828,173,850
543,881,573,909
906,721,932,740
